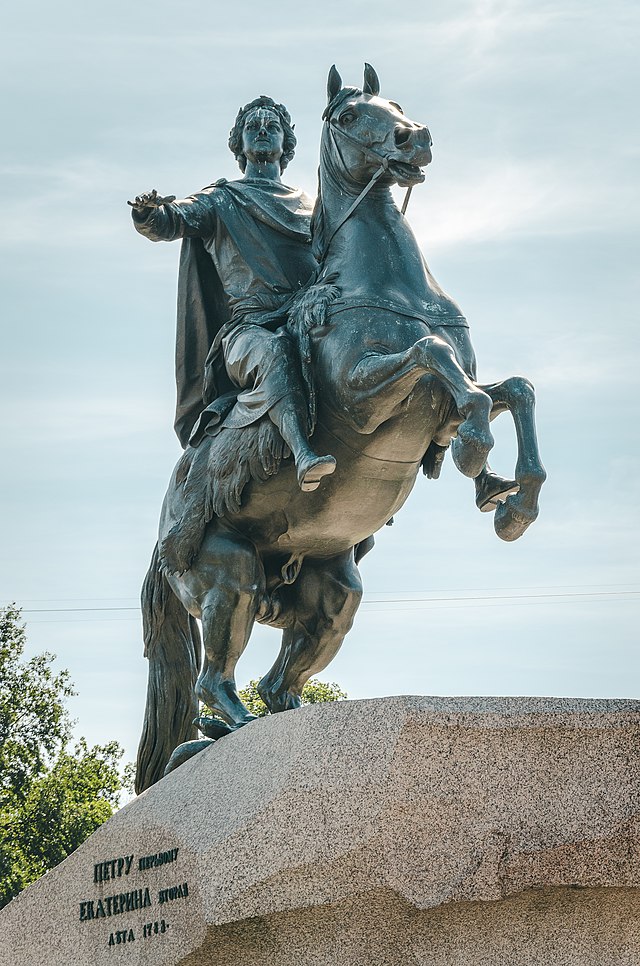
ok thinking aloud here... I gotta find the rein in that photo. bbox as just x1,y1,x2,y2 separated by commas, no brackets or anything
319,119,413,262
320,160,389,259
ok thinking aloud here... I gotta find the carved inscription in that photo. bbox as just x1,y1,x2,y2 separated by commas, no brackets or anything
108,929,135,947
94,855,134,883
158,882,188,904
142,919,168,938
80,888,152,921
138,848,179,871
78,845,189,949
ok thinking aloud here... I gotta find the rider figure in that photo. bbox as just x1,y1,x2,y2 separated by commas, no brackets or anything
130,97,336,493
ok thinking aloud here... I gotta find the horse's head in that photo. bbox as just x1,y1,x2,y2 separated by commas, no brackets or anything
322,64,432,189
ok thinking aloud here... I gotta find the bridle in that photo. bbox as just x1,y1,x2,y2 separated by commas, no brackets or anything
319,116,417,261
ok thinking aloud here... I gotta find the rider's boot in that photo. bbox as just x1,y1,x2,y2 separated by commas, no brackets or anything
269,396,337,492
475,463,519,512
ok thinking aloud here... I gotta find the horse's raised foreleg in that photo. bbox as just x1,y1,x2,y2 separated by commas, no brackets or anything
345,335,493,478
257,550,363,714
480,377,547,541
169,529,265,727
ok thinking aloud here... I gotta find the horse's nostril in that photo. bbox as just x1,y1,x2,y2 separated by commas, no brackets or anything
394,127,412,147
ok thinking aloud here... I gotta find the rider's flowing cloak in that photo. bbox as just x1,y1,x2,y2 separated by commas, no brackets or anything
173,180,315,447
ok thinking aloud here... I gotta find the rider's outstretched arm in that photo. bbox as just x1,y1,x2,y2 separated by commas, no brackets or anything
129,189,217,243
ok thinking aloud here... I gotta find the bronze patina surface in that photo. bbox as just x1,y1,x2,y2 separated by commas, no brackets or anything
130,66,546,793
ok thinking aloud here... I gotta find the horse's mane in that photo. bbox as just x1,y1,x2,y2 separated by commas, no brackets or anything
322,86,361,121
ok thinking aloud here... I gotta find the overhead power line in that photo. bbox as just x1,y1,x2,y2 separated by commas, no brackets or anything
6,582,639,607
10,588,639,620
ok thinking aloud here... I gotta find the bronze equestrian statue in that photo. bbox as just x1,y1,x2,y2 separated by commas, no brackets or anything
130,65,546,793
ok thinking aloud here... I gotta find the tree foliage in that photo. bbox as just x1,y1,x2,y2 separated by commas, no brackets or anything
0,605,74,809
0,606,349,908
238,678,348,717
0,606,128,909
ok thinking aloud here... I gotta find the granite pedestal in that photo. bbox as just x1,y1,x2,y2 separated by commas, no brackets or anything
1,696,638,965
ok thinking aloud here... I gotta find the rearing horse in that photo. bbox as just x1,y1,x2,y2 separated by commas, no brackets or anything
136,65,545,792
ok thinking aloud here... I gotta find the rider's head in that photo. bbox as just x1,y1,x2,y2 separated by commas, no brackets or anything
229,96,296,173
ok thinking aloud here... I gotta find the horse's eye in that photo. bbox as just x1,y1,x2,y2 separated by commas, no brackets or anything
339,112,356,125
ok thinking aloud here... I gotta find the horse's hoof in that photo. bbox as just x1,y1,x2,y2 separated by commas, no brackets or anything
297,453,337,491
269,692,303,713
494,496,538,542
451,425,494,479
257,676,302,715
475,474,519,513
195,672,258,728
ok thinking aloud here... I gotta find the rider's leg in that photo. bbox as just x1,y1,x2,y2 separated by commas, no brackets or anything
174,528,264,727
224,327,336,492
268,394,336,491
258,550,362,714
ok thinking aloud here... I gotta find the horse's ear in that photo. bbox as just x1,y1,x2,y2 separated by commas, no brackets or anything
363,63,380,96
327,65,343,103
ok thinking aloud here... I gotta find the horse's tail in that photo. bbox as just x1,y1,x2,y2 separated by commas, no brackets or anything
135,543,201,794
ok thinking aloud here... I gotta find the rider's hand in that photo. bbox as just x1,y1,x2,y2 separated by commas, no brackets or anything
127,189,176,210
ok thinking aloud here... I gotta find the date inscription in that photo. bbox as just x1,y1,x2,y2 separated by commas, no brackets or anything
77,844,188,950
143,919,168,938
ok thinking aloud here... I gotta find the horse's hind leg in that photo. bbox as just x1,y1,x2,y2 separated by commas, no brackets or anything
258,551,363,714
171,529,265,727
480,377,547,541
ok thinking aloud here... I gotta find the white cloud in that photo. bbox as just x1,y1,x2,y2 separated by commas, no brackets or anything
407,160,549,249
404,153,639,251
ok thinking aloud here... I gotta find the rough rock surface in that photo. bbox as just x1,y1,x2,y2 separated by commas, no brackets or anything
1,696,639,965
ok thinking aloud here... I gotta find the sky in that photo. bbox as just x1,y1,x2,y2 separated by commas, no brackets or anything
1,0,638,768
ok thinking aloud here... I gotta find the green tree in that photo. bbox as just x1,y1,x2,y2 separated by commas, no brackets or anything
0,605,129,908
238,678,348,717
0,605,74,808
